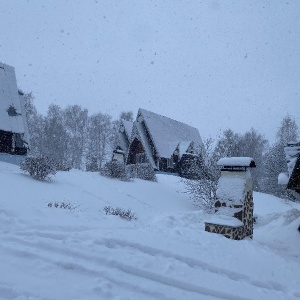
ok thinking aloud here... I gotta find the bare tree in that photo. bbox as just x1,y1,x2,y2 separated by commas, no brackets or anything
119,111,134,122
86,113,113,171
184,138,220,211
23,92,45,156
276,115,299,146
64,105,88,169
238,128,268,190
43,104,69,165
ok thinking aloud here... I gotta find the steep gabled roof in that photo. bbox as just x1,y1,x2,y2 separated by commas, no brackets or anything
0,63,25,134
285,142,300,191
287,155,300,191
134,121,156,168
117,119,133,154
138,108,202,158
217,157,256,168
285,142,300,178
122,119,133,139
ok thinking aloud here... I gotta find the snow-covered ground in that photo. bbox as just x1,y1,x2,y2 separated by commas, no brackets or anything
0,161,300,300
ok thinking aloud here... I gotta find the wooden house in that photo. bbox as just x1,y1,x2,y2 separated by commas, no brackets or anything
0,62,29,157
124,108,202,175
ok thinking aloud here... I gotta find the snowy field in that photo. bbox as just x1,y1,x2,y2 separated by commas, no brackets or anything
0,161,300,300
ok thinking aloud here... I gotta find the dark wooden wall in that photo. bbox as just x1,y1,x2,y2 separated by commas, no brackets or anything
0,130,27,155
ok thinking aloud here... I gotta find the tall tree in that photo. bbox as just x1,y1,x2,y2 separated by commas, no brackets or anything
276,115,299,146
63,105,88,169
214,129,240,159
238,128,268,190
23,92,45,156
43,104,69,165
213,128,268,191
86,113,113,171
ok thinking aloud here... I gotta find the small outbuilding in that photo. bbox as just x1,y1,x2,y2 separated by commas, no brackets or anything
205,157,256,240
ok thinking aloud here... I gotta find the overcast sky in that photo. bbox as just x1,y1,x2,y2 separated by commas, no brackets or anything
1,0,300,142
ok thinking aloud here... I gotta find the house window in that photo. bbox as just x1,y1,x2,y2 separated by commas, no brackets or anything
167,157,174,168
136,152,148,164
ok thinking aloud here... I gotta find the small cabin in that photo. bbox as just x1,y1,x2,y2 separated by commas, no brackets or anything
205,157,256,240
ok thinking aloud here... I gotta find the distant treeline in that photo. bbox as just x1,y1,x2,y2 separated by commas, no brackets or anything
23,92,299,198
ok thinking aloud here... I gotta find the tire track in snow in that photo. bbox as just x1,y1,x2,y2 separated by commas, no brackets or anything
95,237,289,294
2,232,295,298
0,282,51,300
0,244,174,300
0,235,253,300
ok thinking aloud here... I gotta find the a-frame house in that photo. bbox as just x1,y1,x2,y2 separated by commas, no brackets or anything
125,108,202,175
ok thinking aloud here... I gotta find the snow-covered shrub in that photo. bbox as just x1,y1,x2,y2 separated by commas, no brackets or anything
179,154,204,179
126,164,157,182
48,201,78,210
20,156,58,180
183,138,220,212
54,161,71,172
86,156,99,172
100,160,130,181
184,177,218,212
103,206,137,221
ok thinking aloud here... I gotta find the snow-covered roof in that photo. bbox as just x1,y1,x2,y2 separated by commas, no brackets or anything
284,142,300,191
116,120,133,155
178,141,193,158
122,119,133,139
138,108,202,158
205,214,243,227
284,142,300,178
0,63,25,134
117,132,129,154
135,121,156,168
217,157,256,167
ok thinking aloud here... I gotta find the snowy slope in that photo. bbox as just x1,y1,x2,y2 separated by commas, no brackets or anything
0,161,300,300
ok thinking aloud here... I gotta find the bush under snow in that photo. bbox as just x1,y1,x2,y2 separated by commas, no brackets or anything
20,156,58,181
103,206,137,221
100,160,130,181
126,164,157,182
